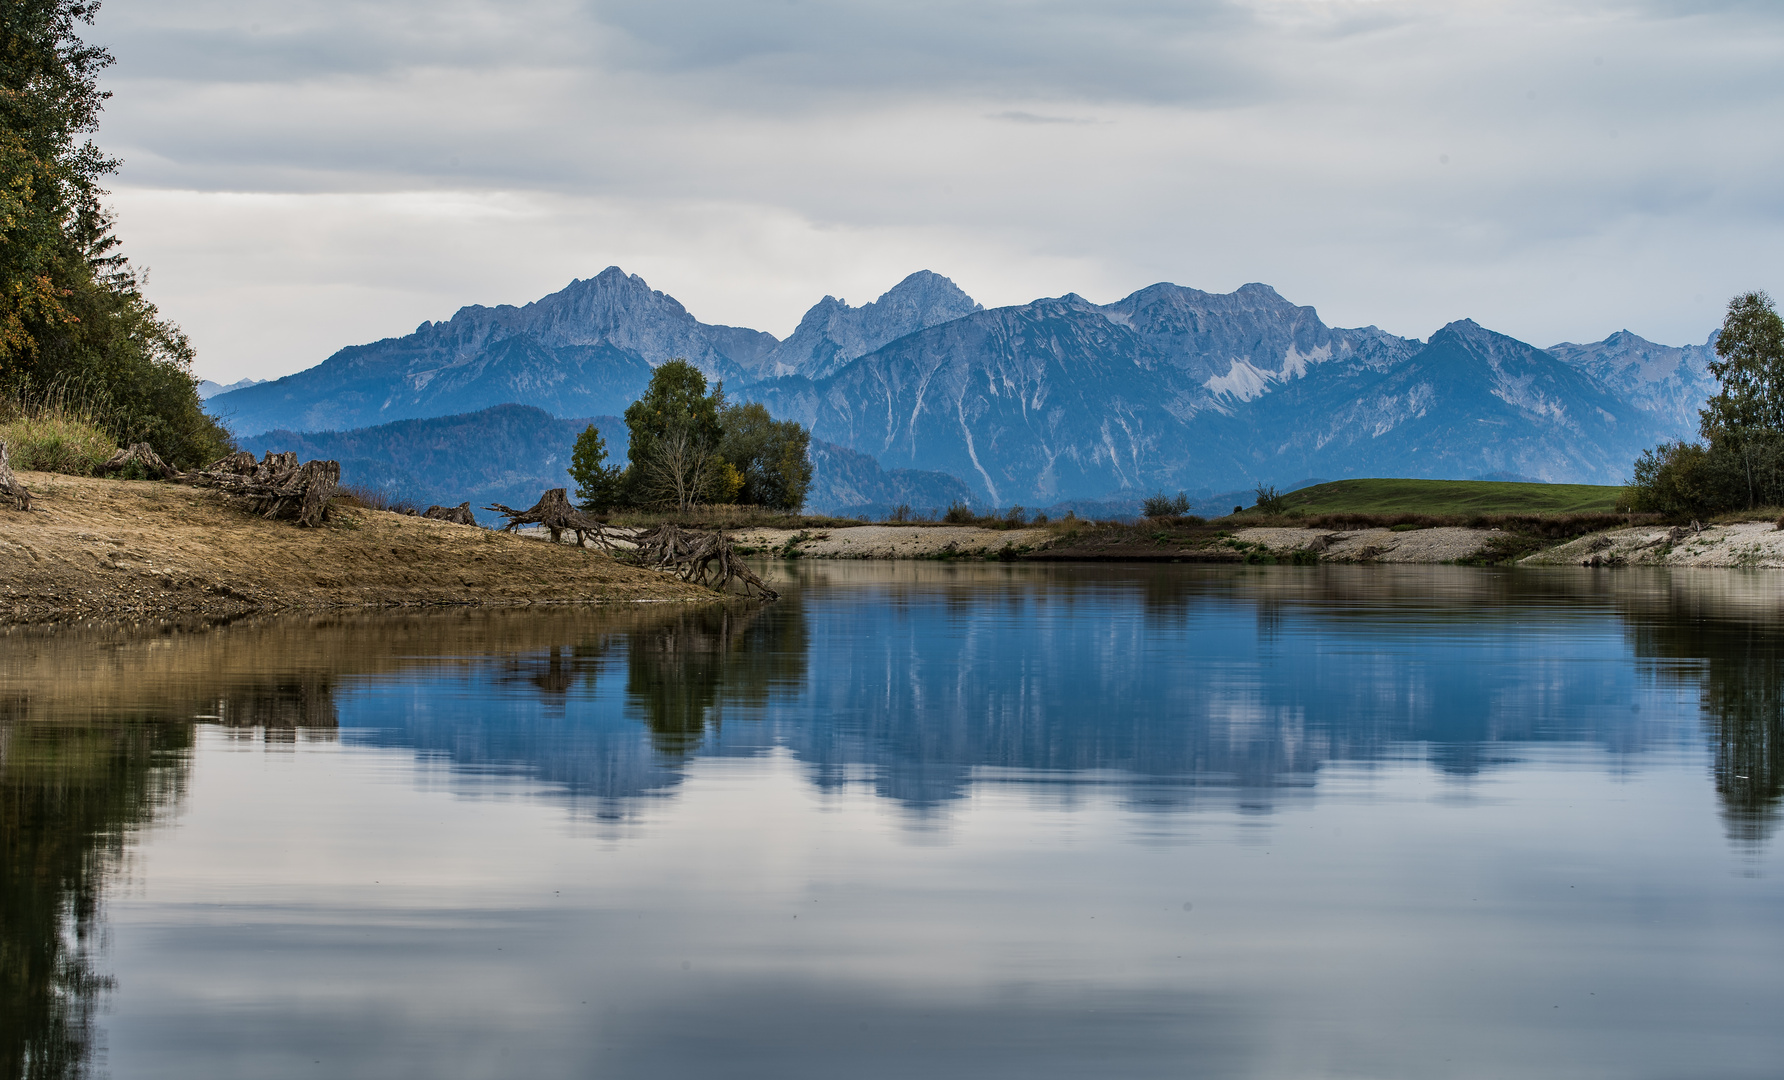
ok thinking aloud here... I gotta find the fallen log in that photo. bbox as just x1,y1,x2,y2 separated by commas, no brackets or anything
0,440,31,511
180,450,341,527
423,501,478,526
629,522,779,600
100,441,178,480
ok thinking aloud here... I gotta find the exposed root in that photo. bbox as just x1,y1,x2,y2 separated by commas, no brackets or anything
485,487,619,549
629,522,778,599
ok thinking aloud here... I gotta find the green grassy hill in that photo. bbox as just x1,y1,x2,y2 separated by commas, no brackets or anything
1272,478,1624,516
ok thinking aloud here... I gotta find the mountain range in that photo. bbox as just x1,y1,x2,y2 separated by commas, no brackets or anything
210,267,1719,511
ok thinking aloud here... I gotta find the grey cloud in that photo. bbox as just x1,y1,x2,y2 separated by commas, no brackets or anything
988,110,1099,124
586,0,1261,105
83,0,1784,372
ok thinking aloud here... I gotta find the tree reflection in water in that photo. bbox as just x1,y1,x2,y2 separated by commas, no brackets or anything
0,662,339,1078
0,706,191,1079
1629,608,1784,848
625,604,808,756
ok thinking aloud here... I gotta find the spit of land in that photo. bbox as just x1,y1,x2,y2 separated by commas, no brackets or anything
0,471,708,622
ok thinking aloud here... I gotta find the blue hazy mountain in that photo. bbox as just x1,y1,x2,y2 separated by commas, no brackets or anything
743,293,1669,502
216,267,1713,507
210,268,974,437
196,376,265,399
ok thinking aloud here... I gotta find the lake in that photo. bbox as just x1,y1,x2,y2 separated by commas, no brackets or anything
2,563,1782,1079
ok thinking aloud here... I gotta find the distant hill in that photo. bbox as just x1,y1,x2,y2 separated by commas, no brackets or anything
241,404,975,519
239,405,613,520
1272,478,1623,516
215,267,1719,508
806,441,981,516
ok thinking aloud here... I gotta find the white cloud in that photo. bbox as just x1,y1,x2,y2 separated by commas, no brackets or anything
91,0,1784,380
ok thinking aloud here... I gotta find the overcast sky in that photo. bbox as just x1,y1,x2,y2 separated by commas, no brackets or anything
93,0,1784,382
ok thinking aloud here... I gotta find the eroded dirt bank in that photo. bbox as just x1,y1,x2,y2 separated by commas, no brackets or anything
1525,521,1784,568
0,471,709,622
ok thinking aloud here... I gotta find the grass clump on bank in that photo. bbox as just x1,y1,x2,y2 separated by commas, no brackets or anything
0,392,117,475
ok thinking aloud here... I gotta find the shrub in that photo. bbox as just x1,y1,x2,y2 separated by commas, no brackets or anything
1629,441,1745,518
1254,484,1287,514
1143,491,1191,518
943,501,976,524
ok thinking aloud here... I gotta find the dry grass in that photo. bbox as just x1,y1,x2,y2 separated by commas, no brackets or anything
0,390,117,475
335,483,424,515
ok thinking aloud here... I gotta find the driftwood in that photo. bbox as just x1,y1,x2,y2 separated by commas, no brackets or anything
484,488,612,547
100,441,177,479
180,450,341,528
0,441,31,511
629,522,779,599
423,501,478,526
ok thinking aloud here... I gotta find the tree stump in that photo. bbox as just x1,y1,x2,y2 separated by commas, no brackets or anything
179,450,340,527
423,501,478,526
629,522,778,599
486,488,609,545
100,442,178,479
0,441,32,511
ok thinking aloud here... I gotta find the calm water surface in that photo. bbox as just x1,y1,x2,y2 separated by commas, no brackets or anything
3,564,1783,1079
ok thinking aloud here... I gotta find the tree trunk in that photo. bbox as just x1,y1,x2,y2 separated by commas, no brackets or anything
0,441,32,511
179,451,340,527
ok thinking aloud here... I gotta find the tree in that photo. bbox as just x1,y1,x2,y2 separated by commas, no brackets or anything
623,360,727,511
615,360,813,512
718,401,812,511
567,424,624,513
0,1,232,467
1700,291,1784,509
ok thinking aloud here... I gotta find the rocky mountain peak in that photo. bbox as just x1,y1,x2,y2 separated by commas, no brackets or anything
760,270,982,380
